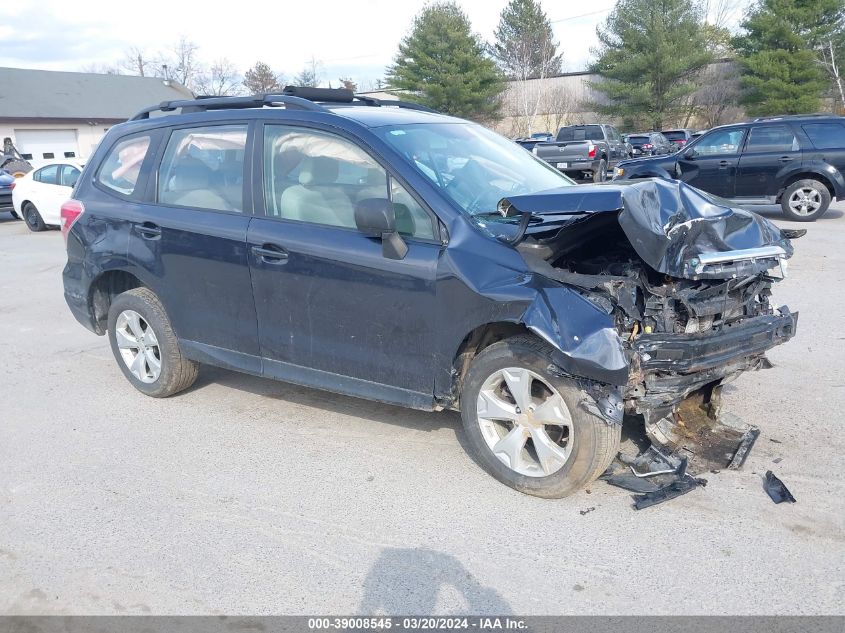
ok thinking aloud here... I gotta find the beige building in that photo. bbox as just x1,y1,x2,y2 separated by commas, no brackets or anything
0,67,193,163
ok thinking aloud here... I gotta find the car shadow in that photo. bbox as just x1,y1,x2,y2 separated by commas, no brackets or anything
189,364,462,434
0,209,18,223
358,547,513,615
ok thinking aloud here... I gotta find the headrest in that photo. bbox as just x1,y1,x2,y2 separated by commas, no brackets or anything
364,167,385,186
299,157,339,186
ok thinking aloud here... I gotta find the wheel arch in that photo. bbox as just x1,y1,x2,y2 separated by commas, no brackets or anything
88,269,147,334
778,171,836,201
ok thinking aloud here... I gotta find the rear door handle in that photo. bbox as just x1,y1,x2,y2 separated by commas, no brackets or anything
251,244,289,263
134,222,161,239
779,156,794,163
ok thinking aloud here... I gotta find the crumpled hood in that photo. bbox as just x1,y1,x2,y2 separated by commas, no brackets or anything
501,178,794,279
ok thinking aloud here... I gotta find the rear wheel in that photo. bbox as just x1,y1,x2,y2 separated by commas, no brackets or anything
780,179,830,221
107,288,199,398
459,335,620,498
22,202,46,232
593,159,608,183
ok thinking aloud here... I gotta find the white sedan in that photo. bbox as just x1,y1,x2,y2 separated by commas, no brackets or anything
12,160,85,232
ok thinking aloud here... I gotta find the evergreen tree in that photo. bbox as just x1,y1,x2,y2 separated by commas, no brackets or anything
734,0,844,115
386,2,505,121
492,0,562,80
590,0,713,130
243,62,283,94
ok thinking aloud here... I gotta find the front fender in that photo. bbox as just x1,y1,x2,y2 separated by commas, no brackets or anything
521,285,629,386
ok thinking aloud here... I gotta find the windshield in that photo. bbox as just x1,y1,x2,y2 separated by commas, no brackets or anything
377,122,573,216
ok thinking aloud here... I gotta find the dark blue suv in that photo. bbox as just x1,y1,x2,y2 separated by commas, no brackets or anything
62,88,799,497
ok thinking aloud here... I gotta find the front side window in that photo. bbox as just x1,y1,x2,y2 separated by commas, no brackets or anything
801,123,845,149
692,128,746,155
97,135,151,196
378,122,573,217
263,126,435,239
746,125,799,153
35,164,59,184
158,125,247,212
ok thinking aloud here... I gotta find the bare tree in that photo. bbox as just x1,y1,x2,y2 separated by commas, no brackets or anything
818,38,845,109
339,77,358,92
690,62,743,128
80,62,121,75
167,37,201,90
120,47,159,77
194,58,242,96
294,56,322,87
538,84,579,133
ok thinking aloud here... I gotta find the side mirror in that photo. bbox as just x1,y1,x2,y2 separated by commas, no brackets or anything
354,198,408,260
683,148,696,160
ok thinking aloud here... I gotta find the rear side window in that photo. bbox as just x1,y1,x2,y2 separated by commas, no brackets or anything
746,125,799,153
557,125,603,142
802,123,845,149
158,125,247,212
34,164,59,184
97,135,151,196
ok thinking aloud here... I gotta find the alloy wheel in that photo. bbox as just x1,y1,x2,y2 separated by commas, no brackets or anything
115,310,162,383
788,187,821,216
475,367,574,477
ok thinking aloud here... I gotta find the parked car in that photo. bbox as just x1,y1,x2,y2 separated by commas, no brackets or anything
0,168,15,212
690,129,707,140
12,160,85,231
514,132,553,151
661,129,695,149
62,89,798,498
615,114,845,221
533,123,627,182
626,132,675,157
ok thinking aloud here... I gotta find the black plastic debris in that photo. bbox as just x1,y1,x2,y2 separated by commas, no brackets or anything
579,507,596,516
633,475,707,510
601,448,707,509
764,470,796,504
727,427,760,469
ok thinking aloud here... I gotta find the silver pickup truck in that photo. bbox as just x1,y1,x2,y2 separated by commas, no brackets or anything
533,124,629,182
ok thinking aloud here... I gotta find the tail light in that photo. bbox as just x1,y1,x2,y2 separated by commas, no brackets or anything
60,199,85,242
587,144,596,159
643,143,653,149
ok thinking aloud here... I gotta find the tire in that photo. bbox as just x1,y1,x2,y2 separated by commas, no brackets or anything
107,287,199,398
2,159,31,178
22,202,46,232
459,335,621,498
780,179,831,221
592,159,608,183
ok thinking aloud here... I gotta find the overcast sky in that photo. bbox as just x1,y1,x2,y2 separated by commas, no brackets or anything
0,0,748,87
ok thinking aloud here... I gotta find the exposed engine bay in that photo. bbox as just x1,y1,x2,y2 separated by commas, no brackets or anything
498,179,800,475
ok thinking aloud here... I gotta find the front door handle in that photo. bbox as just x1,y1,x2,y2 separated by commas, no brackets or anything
251,244,289,263
134,222,161,239
718,160,730,168
779,156,794,163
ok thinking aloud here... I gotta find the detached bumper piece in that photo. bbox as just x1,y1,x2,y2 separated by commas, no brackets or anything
600,447,707,510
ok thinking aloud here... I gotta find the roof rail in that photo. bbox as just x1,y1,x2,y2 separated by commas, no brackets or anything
751,113,835,122
130,94,325,121
129,86,440,121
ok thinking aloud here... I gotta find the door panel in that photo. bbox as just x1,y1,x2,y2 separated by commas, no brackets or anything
127,122,259,364
677,127,747,198
736,124,802,198
250,123,441,399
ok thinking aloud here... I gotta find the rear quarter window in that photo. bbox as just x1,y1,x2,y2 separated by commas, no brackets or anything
96,135,152,196
801,123,845,149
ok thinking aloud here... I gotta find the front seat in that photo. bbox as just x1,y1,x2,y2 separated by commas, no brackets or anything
164,158,231,211
279,157,354,227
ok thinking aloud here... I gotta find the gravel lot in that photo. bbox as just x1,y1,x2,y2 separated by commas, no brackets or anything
1,202,843,616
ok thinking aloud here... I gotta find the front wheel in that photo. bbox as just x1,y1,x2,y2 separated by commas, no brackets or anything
780,179,831,221
459,335,620,498
107,287,199,398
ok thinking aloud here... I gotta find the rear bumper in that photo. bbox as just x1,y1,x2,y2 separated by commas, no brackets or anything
63,261,99,334
0,191,12,208
634,308,797,374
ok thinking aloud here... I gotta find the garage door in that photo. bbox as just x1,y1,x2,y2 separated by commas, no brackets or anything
14,129,79,161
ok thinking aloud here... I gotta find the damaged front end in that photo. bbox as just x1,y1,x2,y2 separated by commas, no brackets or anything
497,179,799,469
